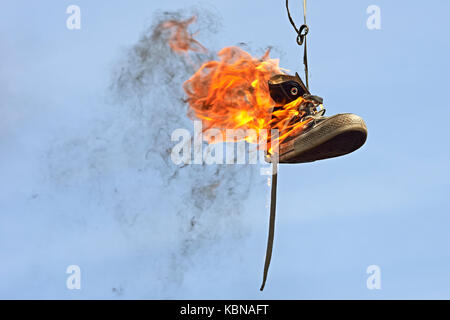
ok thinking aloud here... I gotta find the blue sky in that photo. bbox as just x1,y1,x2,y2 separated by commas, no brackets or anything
1,0,450,299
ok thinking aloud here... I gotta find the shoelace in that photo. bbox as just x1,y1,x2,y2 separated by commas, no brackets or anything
297,96,326,127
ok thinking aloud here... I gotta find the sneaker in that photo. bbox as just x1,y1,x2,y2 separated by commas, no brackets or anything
267,73,367,163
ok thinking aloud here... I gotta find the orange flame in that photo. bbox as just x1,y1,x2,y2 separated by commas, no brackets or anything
183,47,312,152
159,16,207,54
161,16,312,154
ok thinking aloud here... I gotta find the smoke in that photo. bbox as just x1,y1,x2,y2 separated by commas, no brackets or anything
44,8,264,295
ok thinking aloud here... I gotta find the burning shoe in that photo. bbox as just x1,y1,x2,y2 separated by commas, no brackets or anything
267,73,367,164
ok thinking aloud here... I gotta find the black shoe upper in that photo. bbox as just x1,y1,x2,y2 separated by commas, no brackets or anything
268,72,326,131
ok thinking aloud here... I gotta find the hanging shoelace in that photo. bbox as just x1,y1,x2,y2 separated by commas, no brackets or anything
260,0,310,291
287,0,310,90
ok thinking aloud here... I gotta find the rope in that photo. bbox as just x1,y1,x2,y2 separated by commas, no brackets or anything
303,0,309,90
304,33,309,89
260,0,309,292
260,162,278,291
286,0,309,89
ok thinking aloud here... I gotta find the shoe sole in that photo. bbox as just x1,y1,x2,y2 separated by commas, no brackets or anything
274,113,367,164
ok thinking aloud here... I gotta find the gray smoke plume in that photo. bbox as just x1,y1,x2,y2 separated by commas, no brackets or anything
45,8,263,296
110,8,266,290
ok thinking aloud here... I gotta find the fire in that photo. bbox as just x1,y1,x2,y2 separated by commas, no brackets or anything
161,16,313,154
159,16,207,54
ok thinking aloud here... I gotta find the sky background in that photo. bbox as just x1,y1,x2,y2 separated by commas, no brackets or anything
1,0,450,299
